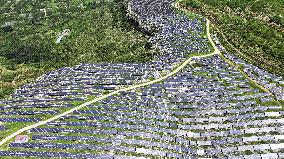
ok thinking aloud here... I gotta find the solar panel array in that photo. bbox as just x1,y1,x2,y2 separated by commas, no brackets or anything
212,35,284,101
3,55,284,158
0,0,283,158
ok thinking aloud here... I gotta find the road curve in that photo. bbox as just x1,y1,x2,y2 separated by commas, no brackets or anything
0,19,217,147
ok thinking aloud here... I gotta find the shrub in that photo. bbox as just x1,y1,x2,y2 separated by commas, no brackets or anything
1,71,16,82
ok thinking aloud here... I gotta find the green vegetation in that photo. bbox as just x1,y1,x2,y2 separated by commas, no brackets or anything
178,0,284,78
0,0,156,99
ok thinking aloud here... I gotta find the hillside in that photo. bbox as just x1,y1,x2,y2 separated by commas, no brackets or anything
0,0,283,158
179,0,284,77
0,0,155,99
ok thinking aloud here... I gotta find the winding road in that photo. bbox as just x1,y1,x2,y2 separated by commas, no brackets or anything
0,17,219,147
0,3,279,151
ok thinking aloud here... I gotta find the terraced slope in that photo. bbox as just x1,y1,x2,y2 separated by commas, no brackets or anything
0,0,283,158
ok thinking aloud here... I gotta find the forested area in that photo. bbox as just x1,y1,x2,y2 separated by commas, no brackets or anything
0,0,155,98
179,0,284,77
